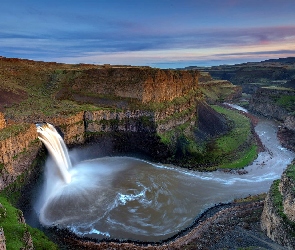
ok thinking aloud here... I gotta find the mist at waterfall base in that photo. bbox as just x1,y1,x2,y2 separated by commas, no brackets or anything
34,121,295,242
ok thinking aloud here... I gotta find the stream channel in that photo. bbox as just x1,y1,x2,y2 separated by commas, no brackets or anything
24,107,295,242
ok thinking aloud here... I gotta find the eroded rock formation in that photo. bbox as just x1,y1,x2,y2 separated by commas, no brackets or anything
0,124,40,190
59,67,199,103
249,88,294,121
261,162,295,249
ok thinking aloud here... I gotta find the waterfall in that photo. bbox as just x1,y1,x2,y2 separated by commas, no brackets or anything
36,123,72,184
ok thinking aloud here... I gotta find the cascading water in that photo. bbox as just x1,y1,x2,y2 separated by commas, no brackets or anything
34,119,295,242
36,123,71,184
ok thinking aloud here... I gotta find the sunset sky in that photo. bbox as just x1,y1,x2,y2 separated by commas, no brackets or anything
1,0,295,68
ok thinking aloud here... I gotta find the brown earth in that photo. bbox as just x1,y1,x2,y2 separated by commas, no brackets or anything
0,88,27,112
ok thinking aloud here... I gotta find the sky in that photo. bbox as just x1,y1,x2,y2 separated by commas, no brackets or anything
1,0,295,68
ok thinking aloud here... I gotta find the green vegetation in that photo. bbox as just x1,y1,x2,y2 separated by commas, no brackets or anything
2,64,101,120
275,95,295,112
199,81,238,102
285,163,295,179
1,172,27,205
212,105,251,152
159,120,197,150
143,89,201,112
0,196,58,250
234,193,267,203
218,144,258,169
0,149,45,205
6,95,97,119
263,86,295,91
209,105,257,169
158,104,257,171
0,163,4,172
0,196,26,249
0,123,30,141
157,106,195,125
270,179,295,236
0,149,58,249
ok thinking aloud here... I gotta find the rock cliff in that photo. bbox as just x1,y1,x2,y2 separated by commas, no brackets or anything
0,124,40,190
284,116,295,131
58,67,199,103
261,161,295,249
199,80,242,104
249,87,295,121
0,56,246,190
0,113,5,130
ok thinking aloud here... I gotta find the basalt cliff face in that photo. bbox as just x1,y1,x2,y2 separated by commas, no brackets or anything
249,87,295,121
0,124,40,190
261,162,295,249
0,57,243,191
249,87,295,151
0,58,194,190
61,67,199,103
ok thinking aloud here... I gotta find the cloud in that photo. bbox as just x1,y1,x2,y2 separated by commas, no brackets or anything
1,1,295,68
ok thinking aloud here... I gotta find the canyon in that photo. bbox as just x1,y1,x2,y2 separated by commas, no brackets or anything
0,56,294,249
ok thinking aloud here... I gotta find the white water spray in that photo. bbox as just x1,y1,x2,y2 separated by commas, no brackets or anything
33,119,295,241
36,123,72,184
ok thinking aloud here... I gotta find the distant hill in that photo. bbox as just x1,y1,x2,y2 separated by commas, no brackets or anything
184,57,295,90
262,57,295,64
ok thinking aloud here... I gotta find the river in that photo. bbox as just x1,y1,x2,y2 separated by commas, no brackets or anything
29,112,295,242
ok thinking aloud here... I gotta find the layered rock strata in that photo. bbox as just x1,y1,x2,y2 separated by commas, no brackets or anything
249,87,294,121
261,162,295,249
0,95,199,189
0,124,40,190
65,67,199,103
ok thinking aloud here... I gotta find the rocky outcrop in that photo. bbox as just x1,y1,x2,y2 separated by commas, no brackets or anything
83,91,199,157
284,116,295,131
261,189,295,249
279,171,295,222
85,109,155,133
0,201,34,250
240,83,265,95
195,101,229,140
18,210,34,250
199,80,242,104
0,124,40,190
261,162,295,249
0,113,5,130
65,67,199,103
0,226,5,250
49,112,85,144
249,87,294,121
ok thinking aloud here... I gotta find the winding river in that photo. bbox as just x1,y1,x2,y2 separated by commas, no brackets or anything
30,111,294,242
